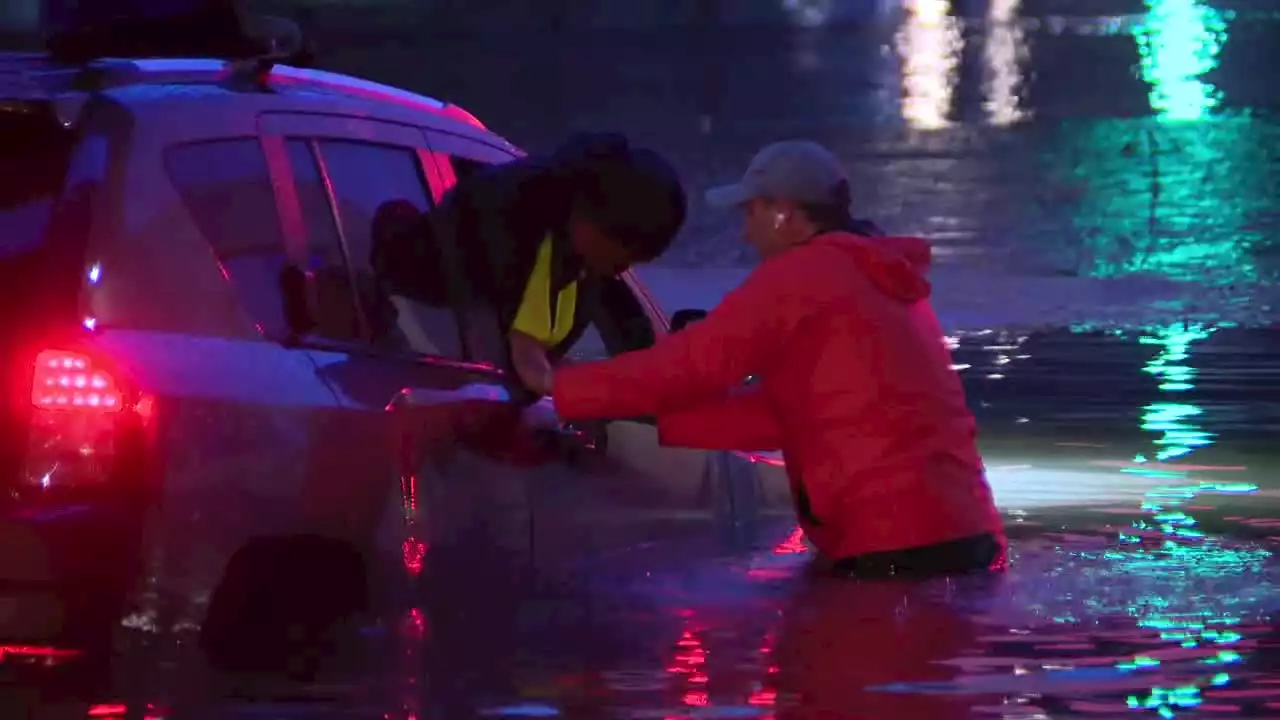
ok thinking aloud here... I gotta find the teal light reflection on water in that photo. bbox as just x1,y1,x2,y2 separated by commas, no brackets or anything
1134,0,1229,121
1137,324,1216,460
1117,323,1261,715
1056,0,1262,286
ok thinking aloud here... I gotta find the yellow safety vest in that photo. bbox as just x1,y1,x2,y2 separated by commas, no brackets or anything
511,234,578,347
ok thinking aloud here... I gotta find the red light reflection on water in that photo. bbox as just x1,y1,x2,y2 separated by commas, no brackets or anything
404,607,427,641
747,633,780,712
396,607,426,719
400,466,426,576
87,702,164,719
664,618,780,718
774,526,808,555
667,626,711,708
403,537,426,575
0,644,81,662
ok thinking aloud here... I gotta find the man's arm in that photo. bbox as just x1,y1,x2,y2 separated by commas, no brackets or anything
510,329,555,393
656,389,782,451
552,250,811,422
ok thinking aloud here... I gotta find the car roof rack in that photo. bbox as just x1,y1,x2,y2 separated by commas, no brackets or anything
56,57,488,131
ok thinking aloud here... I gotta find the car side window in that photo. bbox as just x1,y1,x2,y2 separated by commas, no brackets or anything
165,138,290,337
600,277,658,353
285,139,363,342
289,138,463,359
564,324,608,361
587,276,658,358
563,276,657,362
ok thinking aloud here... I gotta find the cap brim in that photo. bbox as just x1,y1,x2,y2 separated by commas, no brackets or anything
705,183,755,208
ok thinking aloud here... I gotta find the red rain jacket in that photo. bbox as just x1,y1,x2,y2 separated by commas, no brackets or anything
553,231,1004,560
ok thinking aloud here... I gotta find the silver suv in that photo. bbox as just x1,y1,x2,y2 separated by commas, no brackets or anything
0,23,779,680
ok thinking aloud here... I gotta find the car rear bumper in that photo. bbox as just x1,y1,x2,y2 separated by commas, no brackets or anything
0,502,142,641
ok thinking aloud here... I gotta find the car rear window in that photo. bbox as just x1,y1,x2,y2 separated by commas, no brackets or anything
0,109,75,257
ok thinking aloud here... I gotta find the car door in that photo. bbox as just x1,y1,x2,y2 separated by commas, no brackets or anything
418,129,763,561
257,113,566,590
101,129,354,631
564,272,772,552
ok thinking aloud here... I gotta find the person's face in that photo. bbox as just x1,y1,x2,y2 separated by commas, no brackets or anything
568,215,636,276
742,196,799,258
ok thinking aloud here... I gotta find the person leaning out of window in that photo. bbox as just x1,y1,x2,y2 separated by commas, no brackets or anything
428,132,688,393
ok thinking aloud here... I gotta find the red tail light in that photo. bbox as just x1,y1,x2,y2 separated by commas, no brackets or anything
31,350,123,412
23,348,136,493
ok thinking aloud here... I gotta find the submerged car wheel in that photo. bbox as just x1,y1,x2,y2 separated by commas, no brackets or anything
199,534,368,681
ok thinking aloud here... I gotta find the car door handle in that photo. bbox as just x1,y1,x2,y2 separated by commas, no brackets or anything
563,421,608,454
521,398,609,460
532,421,608,463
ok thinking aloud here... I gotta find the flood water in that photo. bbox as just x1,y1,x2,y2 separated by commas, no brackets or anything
389,326,1280,719
11,327,1277,718
12,0,1280,717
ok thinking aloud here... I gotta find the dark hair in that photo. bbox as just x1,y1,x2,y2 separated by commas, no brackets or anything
553,133,688,261
798,179,860,234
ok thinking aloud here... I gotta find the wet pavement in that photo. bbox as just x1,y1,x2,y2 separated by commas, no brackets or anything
11,0,1280,717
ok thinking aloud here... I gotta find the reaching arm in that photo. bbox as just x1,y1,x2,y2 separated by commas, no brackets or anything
507,329,554,394
553,251,811,422
656,388,782,451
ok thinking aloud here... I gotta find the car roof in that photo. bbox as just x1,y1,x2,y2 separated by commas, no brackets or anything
0,52,512,150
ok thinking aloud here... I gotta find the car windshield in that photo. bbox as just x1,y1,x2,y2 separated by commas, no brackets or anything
0,109,74,257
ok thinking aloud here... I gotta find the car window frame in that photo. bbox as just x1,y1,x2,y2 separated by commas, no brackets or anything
162,134,298,339
259,113,478,369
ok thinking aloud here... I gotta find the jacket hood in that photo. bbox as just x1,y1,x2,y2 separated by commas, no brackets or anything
816,232,932,302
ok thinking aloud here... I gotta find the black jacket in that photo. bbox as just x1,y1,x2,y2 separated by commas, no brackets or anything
425,157,598,363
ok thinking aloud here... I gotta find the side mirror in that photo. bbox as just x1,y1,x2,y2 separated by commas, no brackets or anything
278,263,316,339
670,308,708,333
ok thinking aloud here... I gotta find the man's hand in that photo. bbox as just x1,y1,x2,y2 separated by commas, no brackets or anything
509,330,555,396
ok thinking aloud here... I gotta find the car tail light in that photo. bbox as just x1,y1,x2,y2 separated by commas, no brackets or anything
31,349,123,412
23,348,138,493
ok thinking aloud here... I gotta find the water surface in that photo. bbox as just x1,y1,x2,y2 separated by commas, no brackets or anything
9,325,1272,719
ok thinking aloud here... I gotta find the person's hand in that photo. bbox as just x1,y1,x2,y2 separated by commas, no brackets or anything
512,351,553,396
521,364,554,397
510,330,555,396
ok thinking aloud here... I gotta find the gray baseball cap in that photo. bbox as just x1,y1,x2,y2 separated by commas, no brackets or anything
705,140,849,208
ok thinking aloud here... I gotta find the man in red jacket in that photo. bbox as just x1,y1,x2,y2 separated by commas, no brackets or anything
537,140,1006,578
